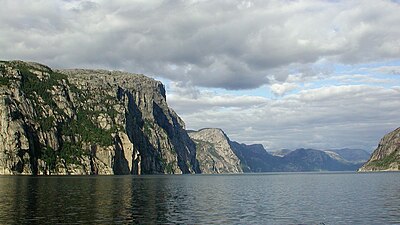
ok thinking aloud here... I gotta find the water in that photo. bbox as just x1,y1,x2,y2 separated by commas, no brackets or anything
0,172,399,224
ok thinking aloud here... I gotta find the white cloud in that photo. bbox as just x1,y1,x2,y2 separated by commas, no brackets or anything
371,66,400,75
169,84,400,151
270,83,299,96
1,0,399,151
331,74,394,84
1,0,399,89
168,87,268,114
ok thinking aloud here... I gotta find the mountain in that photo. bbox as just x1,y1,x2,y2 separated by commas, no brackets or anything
271,148,370,164
0,60,200,175
282,148,362,172
324,148,370,163
188,128,242,174
189,128,281,173
190,129,362,172
229,141,282,172
358,127,400,172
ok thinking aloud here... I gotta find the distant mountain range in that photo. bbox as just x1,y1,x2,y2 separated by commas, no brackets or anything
271,148,371,163
189,128,368,173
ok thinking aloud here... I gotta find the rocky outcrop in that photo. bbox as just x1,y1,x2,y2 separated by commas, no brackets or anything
0,60,200,175
359,127,400,172
188,128,242,174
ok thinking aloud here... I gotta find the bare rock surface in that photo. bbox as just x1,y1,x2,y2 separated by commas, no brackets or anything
189,128,242,174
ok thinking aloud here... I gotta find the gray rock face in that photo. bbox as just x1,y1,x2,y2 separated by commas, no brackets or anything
188,128,242,174
0,60,200,175
359,127,400,172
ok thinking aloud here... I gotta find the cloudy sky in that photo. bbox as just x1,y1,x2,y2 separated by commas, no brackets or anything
1,0,399,151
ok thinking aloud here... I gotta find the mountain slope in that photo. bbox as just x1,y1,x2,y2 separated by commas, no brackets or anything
359,127,400,172
0,60,200,175
325,148,370,163
229,141,282,172
188,128,242,174
283,148,362,171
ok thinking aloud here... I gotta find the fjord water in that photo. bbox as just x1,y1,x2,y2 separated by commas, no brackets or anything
0,173,399,224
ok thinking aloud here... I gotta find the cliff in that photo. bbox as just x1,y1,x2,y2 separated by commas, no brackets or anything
358,127,400,172
0,60,200,175
188,128,242,174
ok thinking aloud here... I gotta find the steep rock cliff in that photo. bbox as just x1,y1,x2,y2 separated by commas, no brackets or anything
0,60,200,175
359,127,400,172
188,128,242,174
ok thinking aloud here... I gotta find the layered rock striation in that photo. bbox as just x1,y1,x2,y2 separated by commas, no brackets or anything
359,127,400,172
0,60,200,175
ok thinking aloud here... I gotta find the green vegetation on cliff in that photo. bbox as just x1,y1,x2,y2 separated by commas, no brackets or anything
0,77,11,86
365,150,399,169
2,61,119,173
359,127,400,172
62,109,115,147
0,60,200,175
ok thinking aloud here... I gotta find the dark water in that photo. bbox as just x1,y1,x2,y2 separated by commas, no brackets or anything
0,172,399,224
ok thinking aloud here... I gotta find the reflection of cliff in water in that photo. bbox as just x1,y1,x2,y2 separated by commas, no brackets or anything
0,176,176,224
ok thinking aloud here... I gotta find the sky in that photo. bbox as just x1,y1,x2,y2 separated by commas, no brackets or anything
1,0,399,151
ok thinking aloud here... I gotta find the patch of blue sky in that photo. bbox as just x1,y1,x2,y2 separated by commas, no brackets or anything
153,76,178,94
209,85,274,98
306,61,398,88
334,60,400,75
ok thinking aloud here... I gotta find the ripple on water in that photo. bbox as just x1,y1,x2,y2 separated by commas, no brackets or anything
0,172,398,224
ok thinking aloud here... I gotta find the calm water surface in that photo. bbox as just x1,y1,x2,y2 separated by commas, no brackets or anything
0,172,399,224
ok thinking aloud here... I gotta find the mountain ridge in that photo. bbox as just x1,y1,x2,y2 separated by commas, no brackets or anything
189,129,365,173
